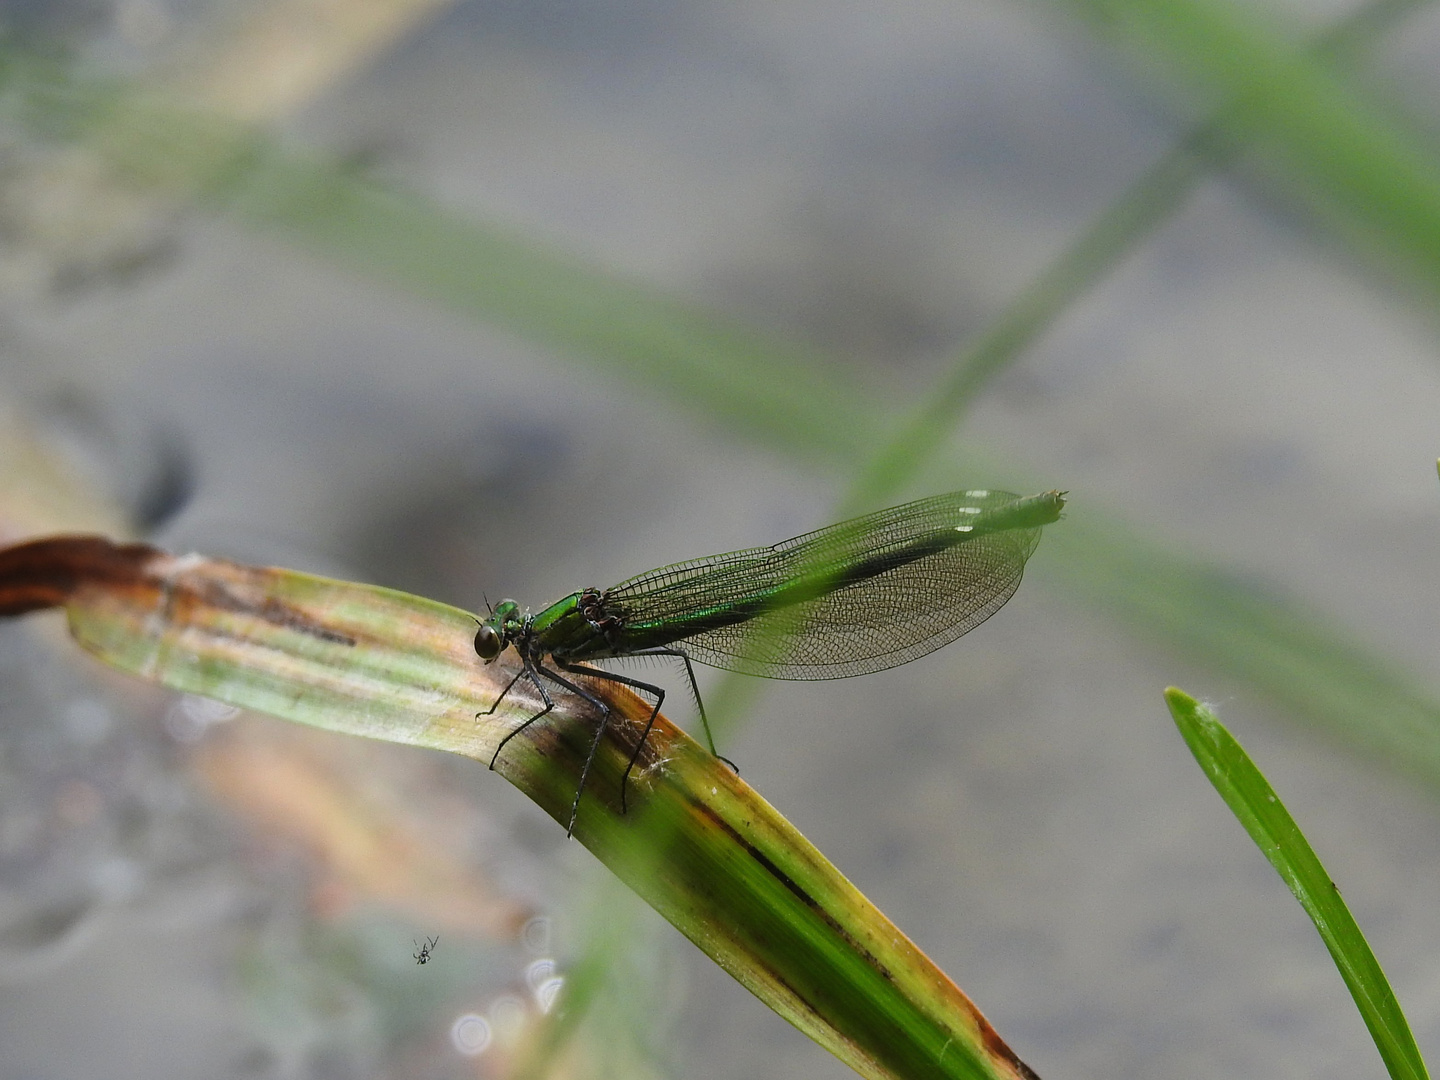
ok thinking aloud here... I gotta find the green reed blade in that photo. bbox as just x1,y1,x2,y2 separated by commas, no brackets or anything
1166,688,1429,1080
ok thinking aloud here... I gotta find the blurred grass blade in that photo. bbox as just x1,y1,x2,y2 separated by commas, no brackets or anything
845,133,1212,513
1058,0,1440,300
0,51,864,466
1165,688,1429,1080
508,874,660,1080
1058,519,1440,783
845,0,1427,512
510,914,618,1080
161,0,461,124
223,153,865,465
0,534,1042,1080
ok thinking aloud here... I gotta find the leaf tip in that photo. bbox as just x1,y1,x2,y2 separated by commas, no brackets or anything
1163,685,1198,715
1164,686,1226,745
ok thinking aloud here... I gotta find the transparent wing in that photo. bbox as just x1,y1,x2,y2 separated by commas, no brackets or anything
602,489,1055,680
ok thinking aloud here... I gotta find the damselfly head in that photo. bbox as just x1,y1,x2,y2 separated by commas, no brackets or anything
473,600,523,661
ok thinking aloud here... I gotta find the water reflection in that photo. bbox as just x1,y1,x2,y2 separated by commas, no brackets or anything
449,1012,491,1057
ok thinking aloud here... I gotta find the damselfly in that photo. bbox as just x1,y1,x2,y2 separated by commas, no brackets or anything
475,488,1065,833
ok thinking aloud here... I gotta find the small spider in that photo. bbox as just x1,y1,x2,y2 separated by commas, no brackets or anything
413,935,438,965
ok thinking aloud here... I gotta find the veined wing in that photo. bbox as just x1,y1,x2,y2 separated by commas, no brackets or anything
602,489,1062,680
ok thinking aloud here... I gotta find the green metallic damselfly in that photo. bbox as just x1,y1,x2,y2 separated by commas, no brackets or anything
475,488,1065,834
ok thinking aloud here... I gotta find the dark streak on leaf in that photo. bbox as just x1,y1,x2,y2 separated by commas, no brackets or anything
187,577,357,646
690,795,895,982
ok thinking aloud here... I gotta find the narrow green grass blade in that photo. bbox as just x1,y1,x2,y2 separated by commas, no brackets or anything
0,535,1041,1080
1165,688,1429,1080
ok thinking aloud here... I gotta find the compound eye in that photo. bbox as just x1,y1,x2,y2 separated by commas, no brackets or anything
473,623,502,660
